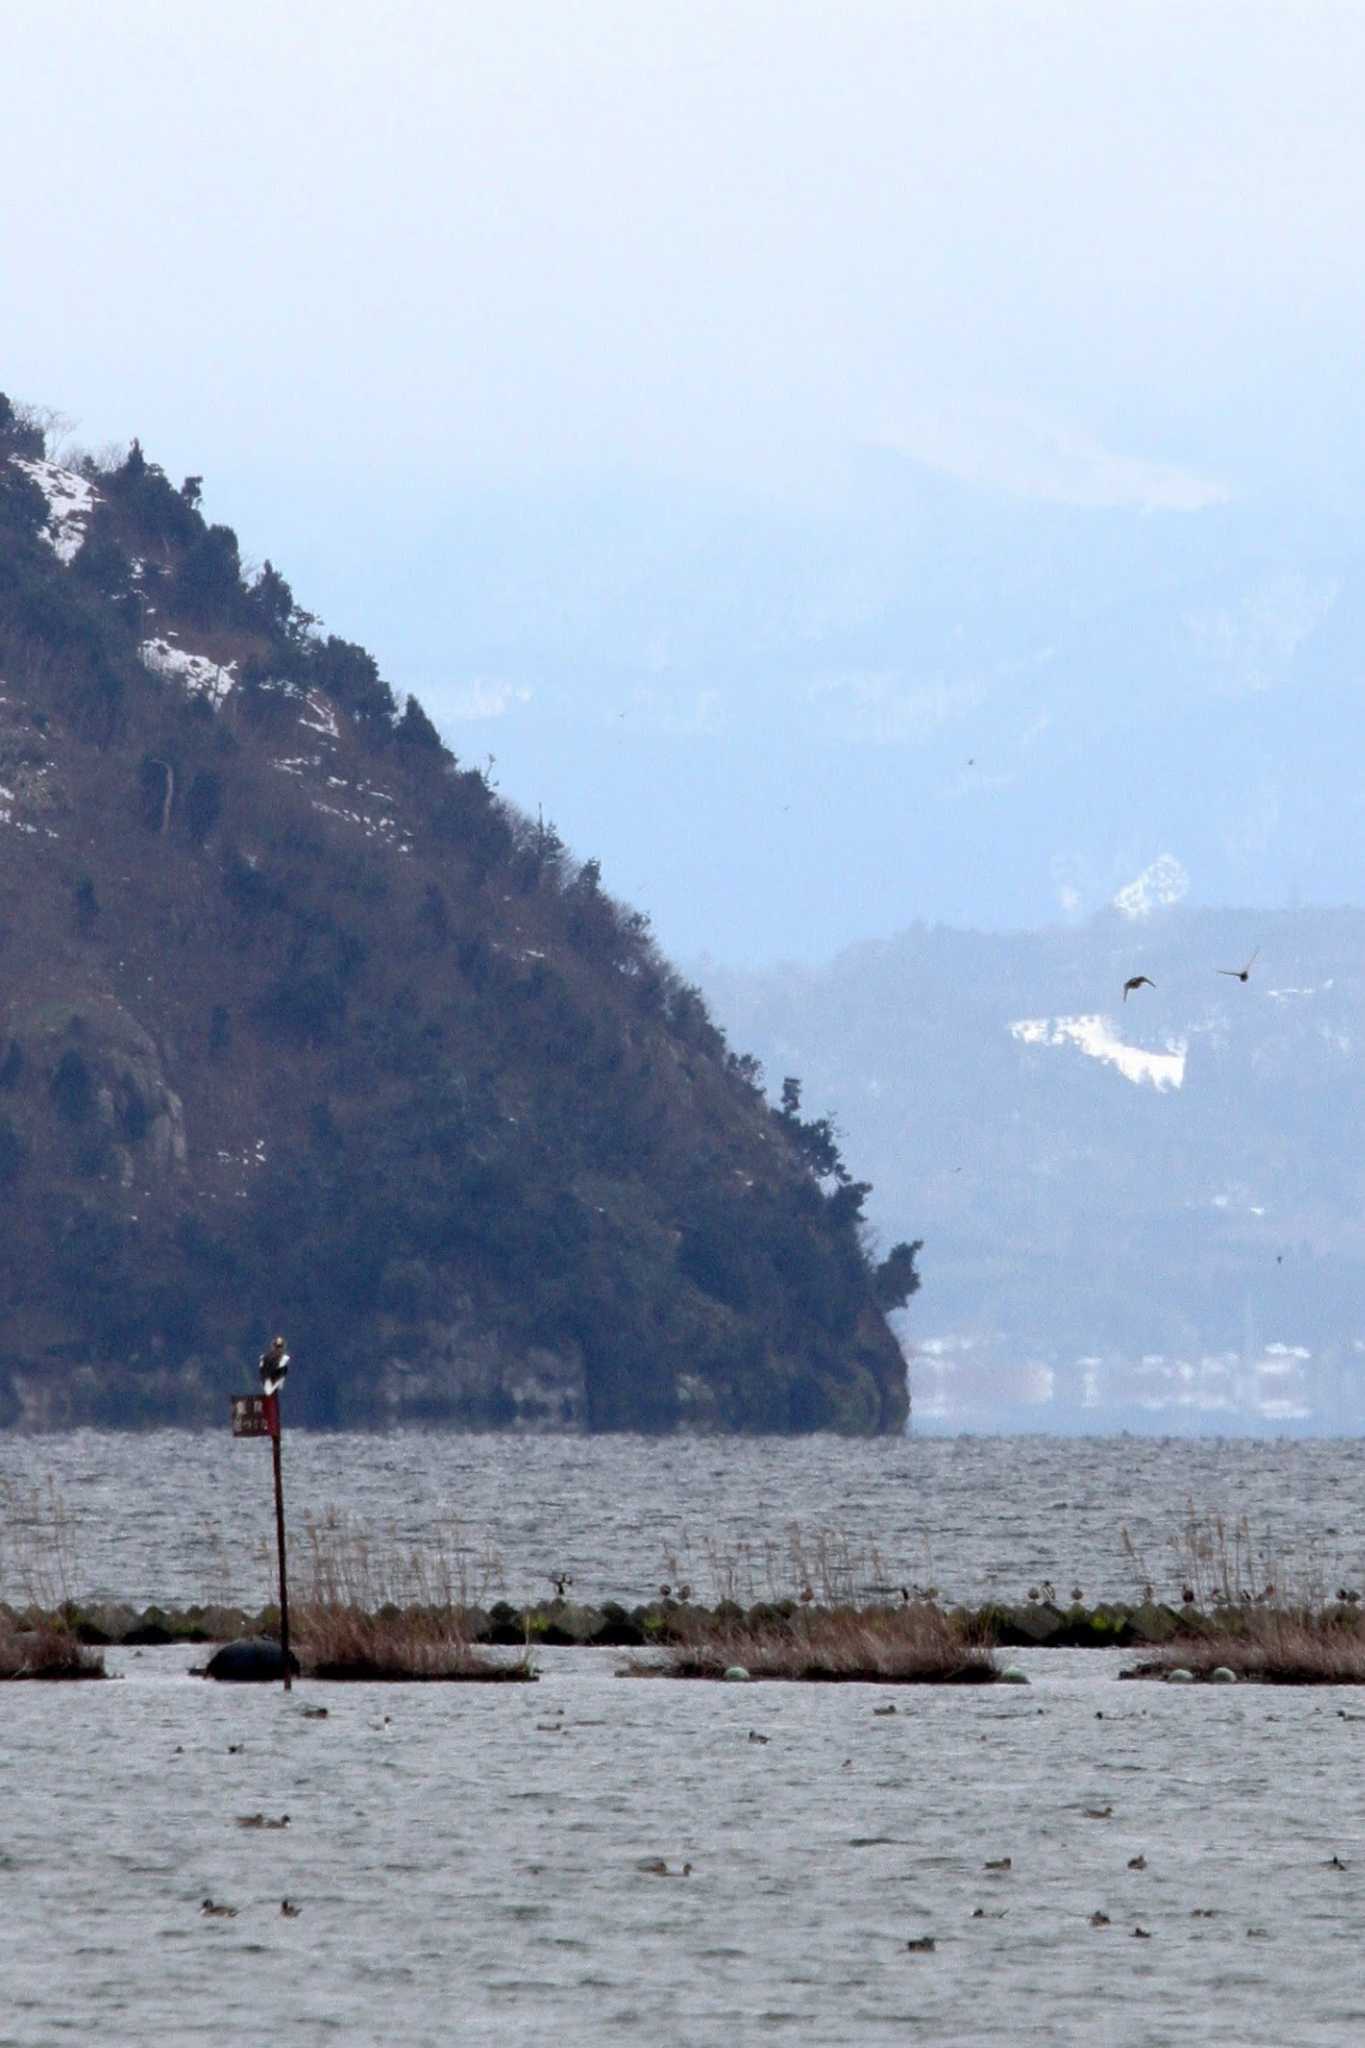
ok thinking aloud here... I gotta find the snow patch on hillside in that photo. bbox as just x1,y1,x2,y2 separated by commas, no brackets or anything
140,638,237,706
1011,1013,1187,1090
300,694,339,739
0,783,37,834
1112,853,1189,920
311,794,413,854
12,457,98,563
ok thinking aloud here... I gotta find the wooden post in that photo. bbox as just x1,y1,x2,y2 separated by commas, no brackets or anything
266,1391,291,1692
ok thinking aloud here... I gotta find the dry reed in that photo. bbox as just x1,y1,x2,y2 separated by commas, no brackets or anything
625,1599,997,1683
657,1521,918,1608
0,1621,104,1680
0,1477,80,1612
290,1507,531,1681
1121,1499,1354,1613
1127,1608,1365,1684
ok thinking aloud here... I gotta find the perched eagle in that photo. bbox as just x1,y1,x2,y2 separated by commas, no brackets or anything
259,1335,290,1394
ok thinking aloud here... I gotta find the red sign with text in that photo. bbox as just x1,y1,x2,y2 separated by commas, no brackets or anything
231,1393,279,1438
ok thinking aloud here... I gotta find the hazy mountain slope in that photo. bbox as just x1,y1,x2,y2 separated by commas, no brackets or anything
0,397,917,1433
341,446,1365,963
698,905,1365,1431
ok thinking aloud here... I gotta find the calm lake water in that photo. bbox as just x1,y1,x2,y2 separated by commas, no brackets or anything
2,1430,1365,1612
8,1639,1365,2046
6,1434,1365,2045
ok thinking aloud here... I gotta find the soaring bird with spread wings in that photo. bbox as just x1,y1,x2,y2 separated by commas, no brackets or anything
1122,976,1155,1002
1217,948,1259,984
259,1335,289,1394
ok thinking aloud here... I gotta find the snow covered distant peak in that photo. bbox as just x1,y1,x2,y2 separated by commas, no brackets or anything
1011,1013,1187,1091
1112,853,1189,921
140,637,236,707
12,456,98,564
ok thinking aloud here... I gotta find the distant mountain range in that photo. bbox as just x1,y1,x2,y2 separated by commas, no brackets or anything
698,904,1365,1432
350,442,1365,964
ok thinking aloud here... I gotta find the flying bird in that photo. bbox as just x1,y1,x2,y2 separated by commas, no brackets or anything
1217,948,1260,983
259,1334,289,1394
1122,976,1155,1002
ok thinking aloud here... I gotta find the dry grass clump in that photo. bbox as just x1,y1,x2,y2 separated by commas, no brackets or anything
1119,1498,1365,1680
291,1508,531,1682
0,1620,105,1680
626,1600,997,1683
0,1479,103,1676
1128,1608,1365,1684
293,1603,532,1682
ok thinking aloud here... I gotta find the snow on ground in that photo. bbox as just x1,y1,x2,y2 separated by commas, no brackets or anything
1111,852,1189,919
267,695,415,849
0,783,37,834
11,456,98,563
299,693,339,739
1010,1012,1187,1090
139,637,237,707
310,796,413,853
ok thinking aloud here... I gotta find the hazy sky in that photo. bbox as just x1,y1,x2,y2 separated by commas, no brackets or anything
11,2,1365,490
6,2,1365,958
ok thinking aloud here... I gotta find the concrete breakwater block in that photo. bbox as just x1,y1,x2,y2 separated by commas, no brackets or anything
204,1637,300,1683
979,1600,1188,1649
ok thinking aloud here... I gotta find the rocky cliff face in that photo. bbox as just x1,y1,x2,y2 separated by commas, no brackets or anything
0,398,917,1432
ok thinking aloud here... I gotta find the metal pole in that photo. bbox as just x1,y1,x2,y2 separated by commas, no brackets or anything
269,1405,291,1692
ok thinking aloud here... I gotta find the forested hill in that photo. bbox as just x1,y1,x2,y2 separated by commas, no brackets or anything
0,397,918,1434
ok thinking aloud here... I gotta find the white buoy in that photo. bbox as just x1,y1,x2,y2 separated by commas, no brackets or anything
723,1665,752,1682
1210,1666,1238,1683
1166,1666,1195,1683
999,1665,1030,1684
